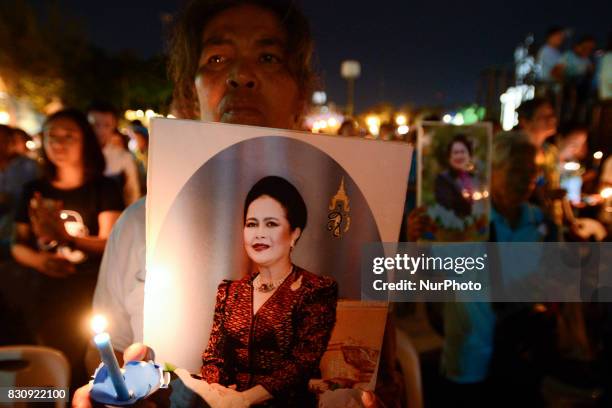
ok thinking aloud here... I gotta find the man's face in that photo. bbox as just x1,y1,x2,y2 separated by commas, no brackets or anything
576,41,596,58
522,103,557,145
195,4,302,129
492,156,537,209
88,111,117,146
548,32,565,48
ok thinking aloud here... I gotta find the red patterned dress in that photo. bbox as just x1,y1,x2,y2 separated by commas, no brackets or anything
201,266,338,407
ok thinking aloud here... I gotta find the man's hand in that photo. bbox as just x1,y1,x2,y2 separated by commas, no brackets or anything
406,206,433,241
72,343,155,408
123,343,155,363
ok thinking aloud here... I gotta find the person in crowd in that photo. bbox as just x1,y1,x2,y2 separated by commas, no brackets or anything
337,118,360,137
434,134,477,218
598,32,612,101
76,1,388,407
11,127,33,158
516,97,564,237
536,26,566,92
558,36,597,83
0,126,39,346
517,97,558,149
0,125,39,258
11,109,123,390
109,130,130,151
557,36,597,122
199,176,337,407
378,122,396,141
87,103,141,205
129,124,149,193
558,122,589,164
411,133,552,406
487,133,553,241
557,123,591,203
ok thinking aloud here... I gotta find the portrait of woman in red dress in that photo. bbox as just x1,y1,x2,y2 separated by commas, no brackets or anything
200,176,338,407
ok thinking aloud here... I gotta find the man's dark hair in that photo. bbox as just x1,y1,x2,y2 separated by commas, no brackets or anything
42,109,106,182
0,125,13,161
545,26,564,40
243,176,307,232
575,35,596,47
516,97,552,121
12,128,31,143
559,121,589,138
168,0,316,119
87,101,118,119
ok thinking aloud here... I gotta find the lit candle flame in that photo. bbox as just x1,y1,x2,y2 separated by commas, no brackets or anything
91,315,108,334
601,187,612,200
564,162,580,171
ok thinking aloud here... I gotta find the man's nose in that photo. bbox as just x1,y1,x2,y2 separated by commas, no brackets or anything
226,61,257,89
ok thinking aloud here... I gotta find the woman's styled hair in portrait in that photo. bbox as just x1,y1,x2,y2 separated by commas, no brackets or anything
41,109,106,182
168,0,317,119
243,175,307,232
445,133,473,162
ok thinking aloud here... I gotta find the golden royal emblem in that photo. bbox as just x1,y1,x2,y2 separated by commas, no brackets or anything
327,177,351,238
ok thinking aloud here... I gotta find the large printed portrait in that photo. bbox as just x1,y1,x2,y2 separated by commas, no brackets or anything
144,119,411,402
417,122,492,241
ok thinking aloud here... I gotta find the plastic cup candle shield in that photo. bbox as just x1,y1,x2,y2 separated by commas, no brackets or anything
91,315,131,401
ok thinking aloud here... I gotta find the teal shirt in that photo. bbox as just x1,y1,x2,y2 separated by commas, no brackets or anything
442,203,546,383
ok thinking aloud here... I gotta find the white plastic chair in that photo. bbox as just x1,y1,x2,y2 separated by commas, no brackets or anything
0,345,70,408
395,328,423,408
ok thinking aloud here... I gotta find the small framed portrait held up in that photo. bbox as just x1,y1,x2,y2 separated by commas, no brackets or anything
417,122,492,242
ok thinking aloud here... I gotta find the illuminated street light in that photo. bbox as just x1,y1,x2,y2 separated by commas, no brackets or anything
340,60,361,116
594,151,603,160
397,125,409,135
395,114,407,126
312,91,327,105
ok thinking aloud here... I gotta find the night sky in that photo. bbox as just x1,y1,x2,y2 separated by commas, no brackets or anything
30,0,611,111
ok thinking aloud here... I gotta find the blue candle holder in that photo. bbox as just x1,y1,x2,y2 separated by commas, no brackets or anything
90,360,168,406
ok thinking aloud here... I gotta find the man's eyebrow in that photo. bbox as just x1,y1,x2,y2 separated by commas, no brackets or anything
255,37,286,48
201,36,232,48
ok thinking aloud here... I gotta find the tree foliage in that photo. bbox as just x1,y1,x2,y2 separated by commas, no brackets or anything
0,0,172,113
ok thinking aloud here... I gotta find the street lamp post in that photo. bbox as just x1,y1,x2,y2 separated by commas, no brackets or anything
341,60,361,117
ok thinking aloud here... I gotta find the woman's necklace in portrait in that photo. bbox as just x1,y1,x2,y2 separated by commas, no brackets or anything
253,266,294,293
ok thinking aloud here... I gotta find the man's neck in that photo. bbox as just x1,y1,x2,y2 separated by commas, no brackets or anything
493,199,523,228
